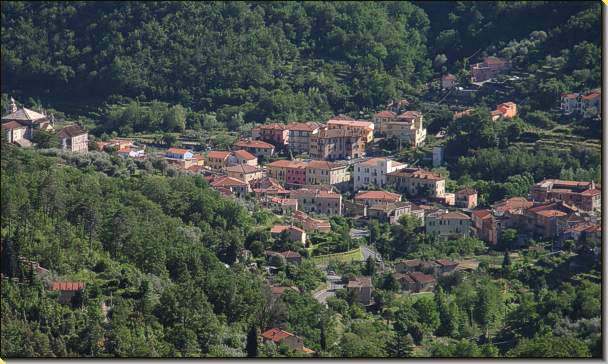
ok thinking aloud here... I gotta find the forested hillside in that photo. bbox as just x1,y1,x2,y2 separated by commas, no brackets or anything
2,1,599,128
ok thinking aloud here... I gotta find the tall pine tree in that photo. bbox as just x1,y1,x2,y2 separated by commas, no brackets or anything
246,324,258,358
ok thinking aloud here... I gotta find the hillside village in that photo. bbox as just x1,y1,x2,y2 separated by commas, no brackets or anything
0,1,602,359
2,62,601,345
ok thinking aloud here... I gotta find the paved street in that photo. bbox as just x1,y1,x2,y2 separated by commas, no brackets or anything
313,273,344,304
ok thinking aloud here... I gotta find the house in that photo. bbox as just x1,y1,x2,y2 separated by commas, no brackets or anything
117,146,145,158
290,188,342,216
261,328,314,354
267,160,307,186
470,56,511,83
491,197,535,235
523,201,577,239
346,276,373,305
205,150,231,170
280,250,303,264
210,176,250,197
425,211,471,240
251,177,289,198
491,102,517,121
232,149,258,166
441,73,457,89
342,200,368,218
2,121,30,146
51,281,85,305
1,98,54,145
380,111,427,147
267,197,299,214
353,157,407,190
354,191,401,207
292,210,332,233
435,259,459,275
471,209,498,245
372,111,397,136
233,139,275,158
560,93,579,114
395,259,423,273
580,90,601,116
367,202,415,224
309,127,366,160
455,188,478,209
386,168,446,198
530,179,600,212
386,98,410,113
327,117,374,143
286,122,322,154
271,225,307,246
394,272,436,293
166,147,193,160
305,160,350,187
270,286,300,303
254,123,289,147
225,164,264,183
57,124,89,153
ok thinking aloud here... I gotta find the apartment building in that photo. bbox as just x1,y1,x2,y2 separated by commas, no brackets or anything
289,188,342,216
286,122,323,154
309,128,366,160
327,116,374,143
425,211,471,240
305,160,350,187
386,168,446,198
353,157,406,190
530,179,601,212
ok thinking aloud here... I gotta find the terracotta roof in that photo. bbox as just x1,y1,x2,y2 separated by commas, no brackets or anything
280,250,302,258
271,286,299,296
442,73,456,80
207,150,231,159
358,157,392,167
408,272,435,284
580,189,601,196
261,328,293,343
167,147,190,155
234,139,275,149
51,281,85,291
355,191,401,201
457,188,477,196
1,107,47,122
1,120,26,129
437,212,470,220
327,119,374,128
493,197,534,213
346,276,372,288
268,160,307,169
435,259,458,267
286,122,322,132
581,92,600,101
57,124,87,138
471,209,492,219
374,110,396,118
388,168,444,182
271,225,289,234
259,123,286,130
397,111,422,120
290,188,341,199
306,160,343,170
561,93,578,99
233,149,256,160
211,176,248,187
565,222,597,233
225,164,260,174
394,272,416,284
535,209,567,218
483,56,507,65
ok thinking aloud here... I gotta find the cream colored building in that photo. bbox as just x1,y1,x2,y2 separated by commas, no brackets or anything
327,117,374,143
381,111,427,147
425,211,471,240
386,168,445,198
305,160,350,186
353,157,406,190
58,124,88,153
225,164,264,183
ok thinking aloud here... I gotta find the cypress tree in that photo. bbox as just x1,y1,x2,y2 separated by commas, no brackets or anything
246,324,258,357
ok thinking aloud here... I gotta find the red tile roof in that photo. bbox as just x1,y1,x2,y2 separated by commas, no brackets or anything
374,110,396,118
535,209,567,218
442,73,456,81
281,250,302,258
261,328,293,343
306,160,342,170
1,120,26,129
268,160,307,169
259,123,286,130
435,259,458,267
234,139,275,149
51,281,85,291
225,164,260,174
493,197,534,214
211,176,248,187
167,148,190,155
408,272,435,284
207,150,231,159
286,122,322,132
471,209,492,219
438,212,471,220
355,191,401,201
233,149,256,160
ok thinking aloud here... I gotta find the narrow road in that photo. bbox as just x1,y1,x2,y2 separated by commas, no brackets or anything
313,274,343,304
361,244,386,271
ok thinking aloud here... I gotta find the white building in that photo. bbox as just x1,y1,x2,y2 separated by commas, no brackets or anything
353,157,407,190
